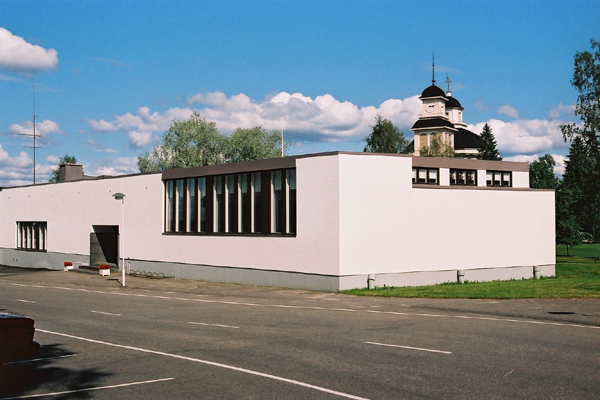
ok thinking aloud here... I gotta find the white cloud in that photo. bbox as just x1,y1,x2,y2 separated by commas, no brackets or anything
86,139,118,153
497,104,520,119
46,155,60,164
504,153,566,176
128,131,155,148
87,157,139,176
88,91,422,147
549,102,575,119
474,100,490,113
469,118,568,156
8,119,64,136
0,27,58,71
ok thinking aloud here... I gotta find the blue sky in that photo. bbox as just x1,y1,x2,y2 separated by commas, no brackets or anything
0,0,598,186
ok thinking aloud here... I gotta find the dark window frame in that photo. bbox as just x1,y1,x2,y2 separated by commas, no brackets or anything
450,169,477,186
412,167,439,185
16,221,47,252
486,170,512,187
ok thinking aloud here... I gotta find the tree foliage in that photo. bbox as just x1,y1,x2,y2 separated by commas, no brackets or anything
477,123,502,160
529,154,559,189
138,113,288,172
363,115,410,154
559,39,600,241
226,126,286,163
555,180,583,255
49,154,78,182
419,133,455,158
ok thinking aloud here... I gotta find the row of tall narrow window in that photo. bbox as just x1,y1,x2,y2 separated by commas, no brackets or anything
17,221,47,251
412,168,512,187
165,169,296,235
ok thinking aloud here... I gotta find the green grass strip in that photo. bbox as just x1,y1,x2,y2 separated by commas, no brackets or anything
342,244,600,299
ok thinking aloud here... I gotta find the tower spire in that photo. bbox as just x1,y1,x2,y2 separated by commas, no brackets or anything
432,52,435,84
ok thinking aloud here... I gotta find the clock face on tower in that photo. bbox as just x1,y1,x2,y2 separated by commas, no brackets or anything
425,103,436,113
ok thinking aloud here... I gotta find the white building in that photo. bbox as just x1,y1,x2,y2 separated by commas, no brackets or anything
0,152,555,291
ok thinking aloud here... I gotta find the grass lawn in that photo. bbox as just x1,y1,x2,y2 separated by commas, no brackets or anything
341,244,600,299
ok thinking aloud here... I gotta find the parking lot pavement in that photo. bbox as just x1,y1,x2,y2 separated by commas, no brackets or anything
1,265,599,327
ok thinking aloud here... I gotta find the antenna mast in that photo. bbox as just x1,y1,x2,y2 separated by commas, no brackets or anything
280,115,284,157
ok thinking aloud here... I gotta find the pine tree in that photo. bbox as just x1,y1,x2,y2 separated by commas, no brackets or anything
477,123,502,160
559,39,600,241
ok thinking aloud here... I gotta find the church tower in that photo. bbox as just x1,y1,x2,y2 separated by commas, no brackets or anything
411,61,482,158
411,61,456,155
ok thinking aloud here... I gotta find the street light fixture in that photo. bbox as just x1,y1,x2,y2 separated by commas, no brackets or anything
112,192,126,287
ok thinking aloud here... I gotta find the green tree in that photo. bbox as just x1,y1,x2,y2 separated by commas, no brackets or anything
49,154,78,182
555,181,583,256
138,113,225,172
529,154,559,189
559,39,600,241
364,115,410,153
419,133,455,158
477,123,502,160
226,126,287,163
138,113,288,172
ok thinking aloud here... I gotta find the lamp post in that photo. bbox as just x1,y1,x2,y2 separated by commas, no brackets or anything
112,192,126,287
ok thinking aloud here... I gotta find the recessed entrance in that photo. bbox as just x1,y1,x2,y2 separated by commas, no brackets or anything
90,225,119,267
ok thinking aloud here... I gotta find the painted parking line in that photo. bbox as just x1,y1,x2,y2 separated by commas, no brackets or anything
37,329,371,400
91,310,121,316
188,321,239,329
4,282,600,331
0,378,174,399
15,299,35,303
365,341,452,355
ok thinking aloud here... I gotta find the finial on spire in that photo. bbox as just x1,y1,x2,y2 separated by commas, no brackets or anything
445,75,452,94
432,52,436,84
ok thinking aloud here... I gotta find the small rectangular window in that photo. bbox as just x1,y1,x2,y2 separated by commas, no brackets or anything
287,169,297,234
413,168,439,185
17,222,47,251
450,169,477,186
486,170,512,187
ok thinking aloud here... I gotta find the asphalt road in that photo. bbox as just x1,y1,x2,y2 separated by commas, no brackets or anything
1,266,599,399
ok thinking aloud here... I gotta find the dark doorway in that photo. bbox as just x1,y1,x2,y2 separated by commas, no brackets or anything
90,225,119,266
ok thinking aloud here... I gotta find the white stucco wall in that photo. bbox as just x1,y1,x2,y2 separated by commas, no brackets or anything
0,155,342,277
337,154,555,277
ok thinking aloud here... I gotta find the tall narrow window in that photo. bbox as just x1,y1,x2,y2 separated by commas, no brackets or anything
214,176,225,233
187,178,197,232
239,173,250,233
271,170,283,233
226,174,237,233
176,179,185,232
287,169,297,234
199,177,207,232
166,180,175,232
252,172,261,233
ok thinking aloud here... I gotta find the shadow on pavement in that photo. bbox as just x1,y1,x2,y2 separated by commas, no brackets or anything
0,343,111,399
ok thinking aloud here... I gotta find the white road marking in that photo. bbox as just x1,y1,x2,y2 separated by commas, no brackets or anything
365,341,452,355
0,377,174,399
188,321,239,329
4,354,76,365
3,282,600,330
16,299,35,303
37,329,371,400
91,310,121,316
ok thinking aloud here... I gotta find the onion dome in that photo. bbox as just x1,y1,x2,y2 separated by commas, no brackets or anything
420,84,446,99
